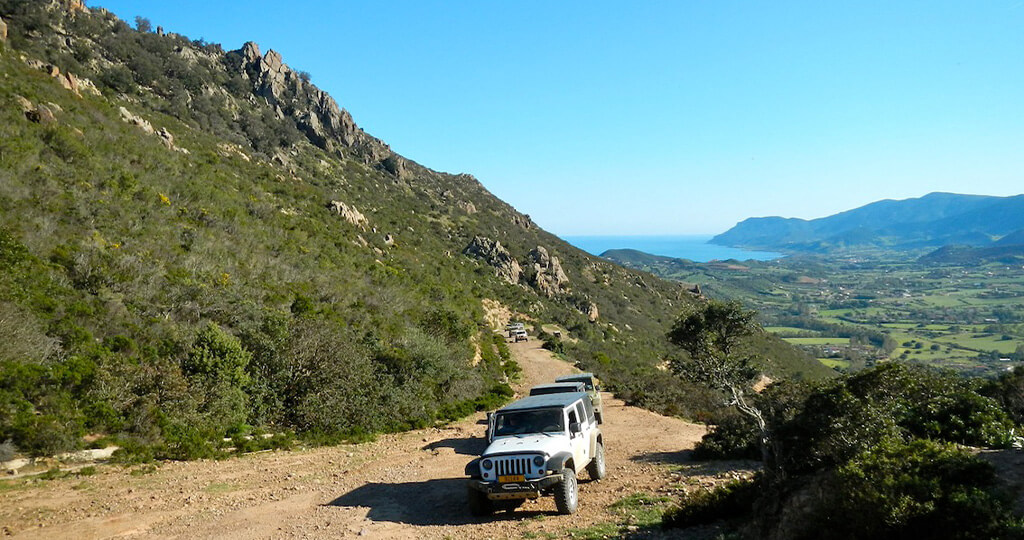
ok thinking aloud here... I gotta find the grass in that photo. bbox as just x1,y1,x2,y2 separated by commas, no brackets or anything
556,492,674,539
204,482,237,494
819,358,851,369
784,337,851,345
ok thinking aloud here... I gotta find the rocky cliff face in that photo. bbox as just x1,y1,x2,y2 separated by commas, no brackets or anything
227,41,407,175
463,236,522,285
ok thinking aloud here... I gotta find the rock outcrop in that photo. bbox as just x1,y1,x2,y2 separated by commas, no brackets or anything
228,42,398,170
528,246,569,297
327,200,368,229
1,16,8,42
587,302,600,322
511,213,534,230
463,236,522,285
23,59,99,97
118,107,185,152
119,106,155,134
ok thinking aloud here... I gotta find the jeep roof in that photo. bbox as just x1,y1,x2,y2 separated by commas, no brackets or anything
498,392,590,412
555,373,598,388
529,382,586,396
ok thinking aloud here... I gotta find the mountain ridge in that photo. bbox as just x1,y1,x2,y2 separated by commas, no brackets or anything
712,192,1024,252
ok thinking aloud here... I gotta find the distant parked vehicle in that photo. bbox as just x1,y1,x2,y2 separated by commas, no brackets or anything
529,382,586,397
506,322,525,338
513,330,529,342
555,373,604,423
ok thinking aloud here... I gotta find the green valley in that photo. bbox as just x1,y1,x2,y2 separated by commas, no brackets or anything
604,248,1024,376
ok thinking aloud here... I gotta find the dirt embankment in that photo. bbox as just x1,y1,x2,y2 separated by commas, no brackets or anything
1,342,719,539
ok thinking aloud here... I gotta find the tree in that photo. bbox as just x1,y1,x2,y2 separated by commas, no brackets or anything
667,300,774,470
134,16,152,33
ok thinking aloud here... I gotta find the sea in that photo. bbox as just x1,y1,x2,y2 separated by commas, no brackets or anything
562,235,783,262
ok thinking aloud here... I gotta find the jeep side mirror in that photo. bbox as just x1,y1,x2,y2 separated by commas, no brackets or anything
569,422,582,434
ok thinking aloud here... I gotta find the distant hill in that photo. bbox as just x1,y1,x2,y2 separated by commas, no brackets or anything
712,192,1024,252
918,244,1024,265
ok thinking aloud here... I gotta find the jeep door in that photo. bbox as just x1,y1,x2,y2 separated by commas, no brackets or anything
568,402,590,469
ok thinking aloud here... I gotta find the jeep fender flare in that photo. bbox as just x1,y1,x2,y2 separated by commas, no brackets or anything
546,451,575,473
465,457,482,478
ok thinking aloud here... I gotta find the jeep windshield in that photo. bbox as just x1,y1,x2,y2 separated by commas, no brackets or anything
493,409,564,437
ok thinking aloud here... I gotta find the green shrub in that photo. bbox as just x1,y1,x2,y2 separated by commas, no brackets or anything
662,478,760,530
692,413,760,460
803,438,1023,540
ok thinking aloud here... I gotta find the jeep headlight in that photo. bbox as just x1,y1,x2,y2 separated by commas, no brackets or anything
532,455,544,467
481,459,493,471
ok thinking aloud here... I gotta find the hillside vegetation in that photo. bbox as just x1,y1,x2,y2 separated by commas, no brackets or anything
0,1,825,460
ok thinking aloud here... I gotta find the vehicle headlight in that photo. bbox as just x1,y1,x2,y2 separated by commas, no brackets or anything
481,459,493,471
532,455,545,467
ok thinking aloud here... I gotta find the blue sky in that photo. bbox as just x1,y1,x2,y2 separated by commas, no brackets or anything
93,1,1024,235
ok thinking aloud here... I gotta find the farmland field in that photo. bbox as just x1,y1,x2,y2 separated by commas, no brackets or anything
605,249,1024,376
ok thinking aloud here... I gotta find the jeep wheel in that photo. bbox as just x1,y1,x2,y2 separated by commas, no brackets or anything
468,486,493,516
553,468,579,514
586,441,607,480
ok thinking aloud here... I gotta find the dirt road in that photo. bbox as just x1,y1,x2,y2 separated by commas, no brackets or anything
1,342,711,539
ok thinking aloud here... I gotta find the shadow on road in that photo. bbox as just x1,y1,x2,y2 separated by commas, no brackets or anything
422,436,487,456
631,449,695,465
325,479,548,525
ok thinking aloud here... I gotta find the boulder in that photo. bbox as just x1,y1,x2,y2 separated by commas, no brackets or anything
58,72,79,95
511,213,534,230
383,234,395,246
587,302,600,322
327,200,368,229
463,236,522,285
14,95,33,113
379,154,407,178
25,104,56,124
157,127,175,149
0,16,7,42
118,106,154,134
241,41,260,64
528,246,570,297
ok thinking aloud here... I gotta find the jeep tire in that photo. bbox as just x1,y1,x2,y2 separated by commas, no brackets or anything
554,468,579,514
468,486,493,516
586,441,607,480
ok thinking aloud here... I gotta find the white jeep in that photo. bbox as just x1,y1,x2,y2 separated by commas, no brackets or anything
465,392,605,515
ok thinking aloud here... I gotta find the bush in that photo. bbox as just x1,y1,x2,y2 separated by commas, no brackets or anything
692,413,760,460
802,438,1024,540
0,439,17,461
662,478,760,530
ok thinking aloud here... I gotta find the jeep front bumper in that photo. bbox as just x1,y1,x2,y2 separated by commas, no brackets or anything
467,474,563,500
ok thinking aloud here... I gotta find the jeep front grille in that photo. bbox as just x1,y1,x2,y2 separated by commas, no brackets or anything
496,456,534,477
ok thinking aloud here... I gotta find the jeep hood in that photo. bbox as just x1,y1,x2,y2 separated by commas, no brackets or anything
483,434,570,457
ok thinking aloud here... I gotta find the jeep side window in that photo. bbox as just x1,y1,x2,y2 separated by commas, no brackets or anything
581,398,596,422
575,402,588,425
567,409,579,427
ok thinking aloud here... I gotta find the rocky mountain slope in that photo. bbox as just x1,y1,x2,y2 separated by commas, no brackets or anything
0,0,822,460
713,192,1024,253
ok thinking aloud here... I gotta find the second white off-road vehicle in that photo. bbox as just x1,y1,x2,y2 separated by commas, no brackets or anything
465,392,605,515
